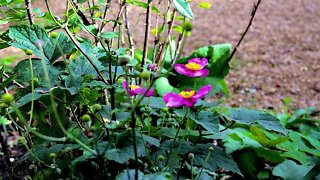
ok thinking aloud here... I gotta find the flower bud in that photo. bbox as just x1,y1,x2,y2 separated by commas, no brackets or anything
92,104,102,112
147,63,158,71
182,21,193,32
139,71,150,80
50,32,58,39
188,153,194,160
157,155,165,161
25,49,33,55
208,146,214,152
1,93,14,105
81,114,91,122
49,153,56,159
18,137,26,144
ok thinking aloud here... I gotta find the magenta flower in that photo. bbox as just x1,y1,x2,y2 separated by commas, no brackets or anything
173,58,209,77
163,85,212,107
122,81,154,97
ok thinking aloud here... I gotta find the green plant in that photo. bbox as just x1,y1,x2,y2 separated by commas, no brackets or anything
1,0,318,179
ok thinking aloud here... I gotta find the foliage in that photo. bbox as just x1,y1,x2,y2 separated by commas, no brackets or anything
0,0,318,179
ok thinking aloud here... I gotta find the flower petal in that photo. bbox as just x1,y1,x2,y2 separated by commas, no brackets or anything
183,98,197,107
188,58,208,68
164,92,184,107
122,81,130,94
191,69,209,77
192,85,212,100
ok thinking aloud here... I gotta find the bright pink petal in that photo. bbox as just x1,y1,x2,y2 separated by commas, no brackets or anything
191,69,209,77
163,92,184,107
173,64,191,75
188,58,208,68
183,98,197,107
122,81,131,95
192,85,212,100
131,87,154,97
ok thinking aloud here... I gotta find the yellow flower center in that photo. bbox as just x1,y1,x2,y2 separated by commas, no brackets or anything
185,62,201,70
129,85,140,90
179,90,195,98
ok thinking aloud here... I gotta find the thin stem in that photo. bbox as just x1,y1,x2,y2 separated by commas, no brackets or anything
24,0,33,25
226,0,263,64
28,56,34,126
123,2,134,57
131,112,139,180
141,2,152,70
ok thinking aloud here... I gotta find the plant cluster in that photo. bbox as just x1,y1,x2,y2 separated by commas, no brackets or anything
0,0,319,179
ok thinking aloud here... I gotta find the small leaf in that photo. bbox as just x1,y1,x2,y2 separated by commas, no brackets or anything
100,32,119,39
173,0,194,19
0,116,12,126
199,2,212,9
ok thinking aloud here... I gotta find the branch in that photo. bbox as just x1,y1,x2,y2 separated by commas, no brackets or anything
226,0,262,63
24,0,33,25
141,3,152,69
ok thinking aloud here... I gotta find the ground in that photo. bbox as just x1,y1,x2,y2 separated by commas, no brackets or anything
1,0,319,111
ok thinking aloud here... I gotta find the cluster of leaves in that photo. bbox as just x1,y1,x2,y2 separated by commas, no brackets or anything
0,0,319,179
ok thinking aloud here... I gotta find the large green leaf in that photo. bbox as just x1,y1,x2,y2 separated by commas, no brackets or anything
272,160,314,180
226,108,287,134
154,77,174,96
173,0,194,19
13,58,62,87
8,25,74,63
191,111,220,136
105,131,146,163
191,144,243,176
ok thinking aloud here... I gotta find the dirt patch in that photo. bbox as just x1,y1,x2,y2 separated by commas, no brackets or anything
1,0,319,111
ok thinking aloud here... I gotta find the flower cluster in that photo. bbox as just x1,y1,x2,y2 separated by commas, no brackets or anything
164,57,212,108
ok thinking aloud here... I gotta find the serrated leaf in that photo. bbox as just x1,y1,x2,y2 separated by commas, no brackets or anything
13,58,62,87
173,0,194,19
8,25,74,63
192,111,219,136
191,144,242,176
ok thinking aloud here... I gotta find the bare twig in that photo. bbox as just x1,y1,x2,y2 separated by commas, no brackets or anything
123,2,135,57
98,0,111,34
141,3,152,69
70,0,91,25
24,0,33,25
226,0,262,63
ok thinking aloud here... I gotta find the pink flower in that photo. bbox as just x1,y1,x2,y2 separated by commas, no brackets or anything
163,85,212,107
173,58,209,77
122,81,154,97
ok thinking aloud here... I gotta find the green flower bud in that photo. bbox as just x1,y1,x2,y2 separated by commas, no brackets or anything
182,21,193,32
49,153,56,159
1,93,14,105
81,114,91,122
50,32,58,39
25,49,33,55
18,137,26,144
157,155,165,161
208,146,214,152
92,104,102,112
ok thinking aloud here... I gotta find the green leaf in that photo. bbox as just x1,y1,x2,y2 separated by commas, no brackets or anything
100,32,119,39
192,111,220,136
272,160,314,180
226,108,287,134
0,116,12,126
105,131,146,163
173,0,194,19
143,172,172,180
8,25,74,63
116,169,144,180
13,59,61,87
191,144,243,176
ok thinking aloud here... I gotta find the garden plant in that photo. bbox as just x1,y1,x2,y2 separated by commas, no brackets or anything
0,0,319,179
